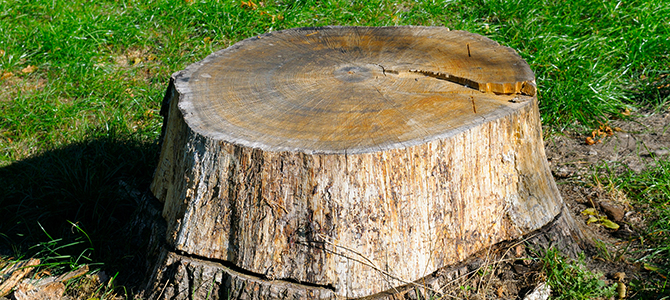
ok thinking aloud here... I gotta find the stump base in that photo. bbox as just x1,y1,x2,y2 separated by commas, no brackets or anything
142,200,586,300
144,26,585,299
147,249,337,300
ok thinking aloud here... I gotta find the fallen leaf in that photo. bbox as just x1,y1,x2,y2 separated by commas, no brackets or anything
617,282,626,299
613,272,625,281
586,216,599,224
600,218,620,230
241,0,257,9
1,72,13,81
582,208,598,216
21,65,36,74
497,285,504,297
585,136,596,145
643,263,659,272
600,124,614,136
622,108,631,116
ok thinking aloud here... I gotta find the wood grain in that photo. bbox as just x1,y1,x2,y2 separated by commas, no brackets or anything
174,26,535,154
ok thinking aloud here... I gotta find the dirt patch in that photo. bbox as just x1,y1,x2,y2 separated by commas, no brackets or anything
545,109,670,176
0,75,47,102
432,109,669,299
541,109,669,298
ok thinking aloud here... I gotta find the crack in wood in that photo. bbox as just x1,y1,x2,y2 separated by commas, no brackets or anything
374,64,399,76
170,248,337,292
370,65,536,97
408,69,536,97
409,69,481,92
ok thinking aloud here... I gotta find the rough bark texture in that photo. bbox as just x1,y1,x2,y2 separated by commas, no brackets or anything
146,26,579,299
148,249,336,300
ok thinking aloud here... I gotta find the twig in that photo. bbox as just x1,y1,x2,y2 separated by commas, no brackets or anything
156,278,170,300
0,258,40,297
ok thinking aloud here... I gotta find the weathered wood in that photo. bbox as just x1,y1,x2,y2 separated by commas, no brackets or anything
148,248,336,300
148,26,575,299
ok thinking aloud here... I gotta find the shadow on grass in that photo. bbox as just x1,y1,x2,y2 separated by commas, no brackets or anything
0,133,160,291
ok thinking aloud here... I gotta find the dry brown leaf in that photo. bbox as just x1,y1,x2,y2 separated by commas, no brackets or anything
585,136,597,145
241,0,257,9
1,72,14,81
497,285,504,297
21,65,36,74
613,272,625,281
617,281,626,299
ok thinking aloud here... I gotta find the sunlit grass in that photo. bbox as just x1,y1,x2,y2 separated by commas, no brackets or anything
597,159,670,298
541,248,617,300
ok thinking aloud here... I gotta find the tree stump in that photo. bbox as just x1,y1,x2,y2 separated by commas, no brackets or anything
146,26,583,299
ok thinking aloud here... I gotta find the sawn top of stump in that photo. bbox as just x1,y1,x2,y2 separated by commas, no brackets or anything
172,26,535,154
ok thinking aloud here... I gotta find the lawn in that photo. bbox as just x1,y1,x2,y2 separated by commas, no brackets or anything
1,0,668,299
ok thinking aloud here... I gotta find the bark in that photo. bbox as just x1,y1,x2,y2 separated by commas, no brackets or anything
146,26,581,299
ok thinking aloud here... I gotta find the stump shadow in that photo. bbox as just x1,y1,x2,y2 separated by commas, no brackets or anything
0,135,160,290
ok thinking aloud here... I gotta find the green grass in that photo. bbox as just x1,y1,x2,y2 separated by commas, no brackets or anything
597,159,670,298
541,248,617,300
0,0,668,298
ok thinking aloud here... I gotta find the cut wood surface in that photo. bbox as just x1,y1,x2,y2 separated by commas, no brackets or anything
148,26,571,299
168,26,536,154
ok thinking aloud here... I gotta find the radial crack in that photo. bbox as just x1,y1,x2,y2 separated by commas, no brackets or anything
409,69,536,96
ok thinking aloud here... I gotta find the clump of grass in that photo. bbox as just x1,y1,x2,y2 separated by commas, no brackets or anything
541,248,617,300
598,159,670,297
30,221,95,273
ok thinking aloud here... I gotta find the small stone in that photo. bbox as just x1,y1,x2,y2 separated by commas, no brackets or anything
523,282,551,300
515,244,526,258
588,150,598,156
553,167,573,178
600,201,625,222
653,149,669,156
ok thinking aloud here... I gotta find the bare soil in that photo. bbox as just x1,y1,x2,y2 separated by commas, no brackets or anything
434,108,670,300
